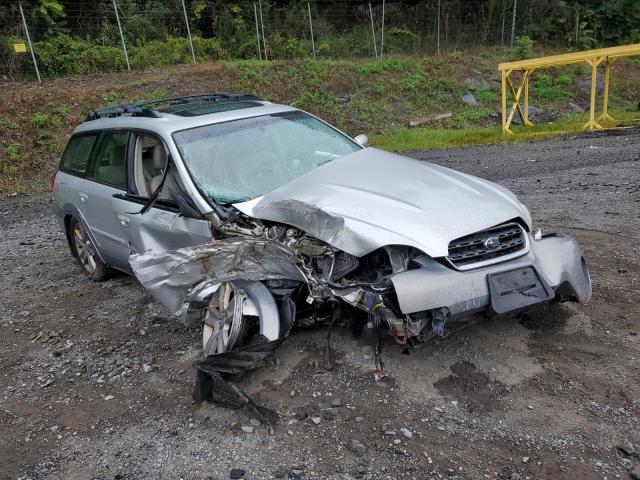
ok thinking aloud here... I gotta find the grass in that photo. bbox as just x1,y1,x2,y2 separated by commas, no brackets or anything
371,110,640,152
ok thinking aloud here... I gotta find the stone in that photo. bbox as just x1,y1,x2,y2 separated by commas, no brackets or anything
618,440,635,456
461,92,479,107
350,440,366,456
310,416,321,425
240,425,254,434
630,465,640,480
568,101,585,113
355,416,364,423
322,408,338,420
104,395,114,401
511,474,522,480
230,469,245,479
393,439,401,445
331,398,342,407
399,428,413,439
288,469,305,478
522,456,530,463
384,431,397,436
464,77,490,90
142,364,155,373
334,94,351,103
249,418,261,427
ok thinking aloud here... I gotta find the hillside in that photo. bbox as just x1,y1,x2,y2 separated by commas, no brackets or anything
1,48,639,193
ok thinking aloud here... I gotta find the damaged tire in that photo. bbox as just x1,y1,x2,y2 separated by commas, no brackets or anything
69,217,109,282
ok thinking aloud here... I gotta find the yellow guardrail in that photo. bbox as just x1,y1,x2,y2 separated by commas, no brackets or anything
498,43,640,133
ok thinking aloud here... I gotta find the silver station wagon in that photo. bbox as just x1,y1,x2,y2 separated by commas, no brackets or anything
53,93,591,393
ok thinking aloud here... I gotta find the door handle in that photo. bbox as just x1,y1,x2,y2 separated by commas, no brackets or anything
117,214,130,227
79,192,88,203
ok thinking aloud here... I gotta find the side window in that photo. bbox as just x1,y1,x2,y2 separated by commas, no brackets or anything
60,134,98,175
133,133,171,199
90,131,129,189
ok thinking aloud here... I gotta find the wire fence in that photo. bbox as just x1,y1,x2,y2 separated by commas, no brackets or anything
0,0,589,82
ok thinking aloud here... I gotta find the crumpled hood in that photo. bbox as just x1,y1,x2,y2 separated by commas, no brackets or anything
234,147,529,258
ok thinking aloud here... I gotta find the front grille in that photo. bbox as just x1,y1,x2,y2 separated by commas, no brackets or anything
447,223,527,269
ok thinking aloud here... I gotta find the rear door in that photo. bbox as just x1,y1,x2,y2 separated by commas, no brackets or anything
82,130,132,271
110,131,213,258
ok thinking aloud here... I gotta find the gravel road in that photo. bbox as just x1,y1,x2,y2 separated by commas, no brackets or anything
1,130,639,480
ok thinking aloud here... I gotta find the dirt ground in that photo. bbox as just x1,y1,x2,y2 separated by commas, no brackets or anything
1,130,639,480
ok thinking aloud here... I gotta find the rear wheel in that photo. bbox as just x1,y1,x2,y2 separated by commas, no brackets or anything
69,218,108,282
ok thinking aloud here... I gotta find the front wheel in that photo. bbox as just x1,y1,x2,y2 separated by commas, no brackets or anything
69,217,109,282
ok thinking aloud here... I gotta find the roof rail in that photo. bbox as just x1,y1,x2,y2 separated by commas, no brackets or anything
85,105,161,122
140,92,264,109
84,93,264,122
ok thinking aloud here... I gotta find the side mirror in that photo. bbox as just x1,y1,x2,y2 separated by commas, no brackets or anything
354,134,368,148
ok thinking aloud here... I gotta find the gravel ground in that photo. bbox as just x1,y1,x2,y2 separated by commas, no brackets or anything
1,130,639,480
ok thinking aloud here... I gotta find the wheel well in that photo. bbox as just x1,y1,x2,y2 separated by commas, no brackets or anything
64,214,77,257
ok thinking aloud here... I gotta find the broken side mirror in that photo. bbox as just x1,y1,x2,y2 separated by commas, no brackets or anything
354,134,368,148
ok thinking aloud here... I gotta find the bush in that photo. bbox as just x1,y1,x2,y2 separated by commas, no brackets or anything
31,113,49,127
508,35,534,60
534,73,571,101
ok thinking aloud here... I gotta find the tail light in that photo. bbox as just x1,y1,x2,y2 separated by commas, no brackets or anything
50,168,58,191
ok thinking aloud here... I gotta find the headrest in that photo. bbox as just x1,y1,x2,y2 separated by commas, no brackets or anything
152,145,167,170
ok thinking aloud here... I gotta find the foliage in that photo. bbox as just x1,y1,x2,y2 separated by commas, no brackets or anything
31,113,50,127
534,73,571,101
475,89,499,103
508,36,534,60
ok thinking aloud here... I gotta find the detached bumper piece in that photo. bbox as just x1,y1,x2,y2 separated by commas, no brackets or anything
192,337,285,430
488,266,554,314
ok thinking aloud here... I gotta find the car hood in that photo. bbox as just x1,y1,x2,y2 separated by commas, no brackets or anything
234,147,529,258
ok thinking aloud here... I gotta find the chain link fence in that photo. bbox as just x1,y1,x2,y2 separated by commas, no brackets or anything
0,0,587,82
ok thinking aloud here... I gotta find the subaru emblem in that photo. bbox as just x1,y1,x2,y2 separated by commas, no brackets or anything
484,237,500,250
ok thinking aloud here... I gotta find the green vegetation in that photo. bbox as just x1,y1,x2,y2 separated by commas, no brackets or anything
508,35,534,60
30,113,50,127
534,73,572,101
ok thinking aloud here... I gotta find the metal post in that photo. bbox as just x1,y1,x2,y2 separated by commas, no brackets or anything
501,69,507,133
380,0,385,59
18,2,41,82
258,0,267,61
601,62,612,121
181,0,196,63
254,3,262,60
111,0,130,71
588,59,597,130
437,0,441,54
510,0,517,47
308,3,316,60
368,2,377,58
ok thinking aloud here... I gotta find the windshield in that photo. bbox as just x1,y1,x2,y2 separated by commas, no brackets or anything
173,111,360,204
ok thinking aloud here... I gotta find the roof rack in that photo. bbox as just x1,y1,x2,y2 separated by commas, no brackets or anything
84,93,264,122
85,105,161,122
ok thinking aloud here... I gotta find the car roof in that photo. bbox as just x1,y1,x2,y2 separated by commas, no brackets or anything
73,99,298,137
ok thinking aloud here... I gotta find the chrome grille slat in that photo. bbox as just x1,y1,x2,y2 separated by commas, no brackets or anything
447,223,527,268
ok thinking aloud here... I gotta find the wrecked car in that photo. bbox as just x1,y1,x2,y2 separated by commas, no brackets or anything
52,93,591,415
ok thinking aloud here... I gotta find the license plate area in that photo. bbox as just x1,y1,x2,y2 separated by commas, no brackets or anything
488,266,554,314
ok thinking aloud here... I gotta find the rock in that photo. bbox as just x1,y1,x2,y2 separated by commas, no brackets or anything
240,425,254,433
288,469,305,478
568,101,585,113
310,416,321,425
334,94,351,103
399,428,413,439
384,430,397,436
249,418,261,427
527,405,534,410
512,106,544,124
393,439,401,445
355,416,364,423
464,77,490,90
522,456,530,463
331,398,342,407
510,474,522,480
230,469,245,479
461,92,479,107
350,440,366,456
142,364,155,373
579,76,604,95
434,112,453,120
630,465,640,480
618,440,636,456
104,395,114,401
322,408,338,420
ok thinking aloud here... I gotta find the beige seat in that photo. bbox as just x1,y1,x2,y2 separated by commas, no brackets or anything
147,145,167,195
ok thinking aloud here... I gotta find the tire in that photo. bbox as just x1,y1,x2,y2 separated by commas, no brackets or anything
69,217,109,282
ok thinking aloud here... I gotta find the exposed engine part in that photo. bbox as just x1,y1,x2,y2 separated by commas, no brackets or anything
431,308,449,337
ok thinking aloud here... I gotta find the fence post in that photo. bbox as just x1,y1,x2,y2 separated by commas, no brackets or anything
111,0,130,71
437,0,441,54
181,0,196,63
258,0,267,60
368,2,377,58
380,0,385,58
254,3,262,60
18,1,41,82
307,3,316,60
510,0,517,47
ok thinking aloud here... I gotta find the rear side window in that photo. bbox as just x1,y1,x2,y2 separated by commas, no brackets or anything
60,134,98,175
90,131,129,189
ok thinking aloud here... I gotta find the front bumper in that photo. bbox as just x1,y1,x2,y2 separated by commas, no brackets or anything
389,232,591,316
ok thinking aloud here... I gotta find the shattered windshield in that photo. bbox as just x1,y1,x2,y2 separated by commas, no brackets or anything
173,111,361,204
